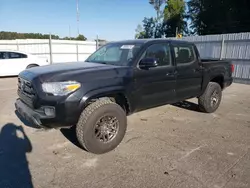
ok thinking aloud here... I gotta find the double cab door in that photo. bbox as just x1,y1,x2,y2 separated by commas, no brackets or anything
133,42,202,112
172,43,203,101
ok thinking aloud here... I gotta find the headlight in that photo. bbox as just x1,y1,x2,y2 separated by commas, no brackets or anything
42,81,81,96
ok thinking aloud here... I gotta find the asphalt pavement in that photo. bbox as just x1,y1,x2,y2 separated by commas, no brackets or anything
0,77,249,188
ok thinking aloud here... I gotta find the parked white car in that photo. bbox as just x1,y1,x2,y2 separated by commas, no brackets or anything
0,50,49,76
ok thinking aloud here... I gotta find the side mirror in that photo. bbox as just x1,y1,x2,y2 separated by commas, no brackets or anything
139,58,158,69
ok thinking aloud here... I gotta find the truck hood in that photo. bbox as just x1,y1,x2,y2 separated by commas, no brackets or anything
19,61,128,82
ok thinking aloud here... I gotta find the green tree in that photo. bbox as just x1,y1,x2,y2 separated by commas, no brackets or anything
143,17,156,38
188,0,250,35
149,0,166,38
0,31,87,40
188,0,222,35
187,0,202,35
62,37,70,40
163,0,187,37
0,31,60,40
75,34,87,41
135,0,187,39
135,17,160,39
149,0,166,20
135,24,145,39
135,0,166,39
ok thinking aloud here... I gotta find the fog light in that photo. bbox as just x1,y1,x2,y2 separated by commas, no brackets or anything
44,107,55,117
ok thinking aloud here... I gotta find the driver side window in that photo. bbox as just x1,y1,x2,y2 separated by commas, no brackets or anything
0,52,8,59
140,43,171,67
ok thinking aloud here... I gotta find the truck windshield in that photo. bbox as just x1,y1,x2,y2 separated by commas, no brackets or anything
85,43,142,66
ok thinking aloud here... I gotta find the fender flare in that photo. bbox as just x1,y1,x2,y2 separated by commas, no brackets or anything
201,73,225,95
79,86,130,111
26,64,39,69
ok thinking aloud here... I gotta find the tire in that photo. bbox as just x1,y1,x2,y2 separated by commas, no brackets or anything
76,98,127,154
26,64,38,69
198,82,222,113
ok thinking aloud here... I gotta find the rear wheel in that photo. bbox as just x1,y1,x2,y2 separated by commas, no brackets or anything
198,82,222,113
76,98,127,154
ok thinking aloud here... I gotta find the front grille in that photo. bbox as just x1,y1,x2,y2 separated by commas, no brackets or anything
18,77,36,108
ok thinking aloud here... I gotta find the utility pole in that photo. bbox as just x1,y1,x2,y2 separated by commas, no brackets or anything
76,0,80,36
96,35,99,50
69,25,71,40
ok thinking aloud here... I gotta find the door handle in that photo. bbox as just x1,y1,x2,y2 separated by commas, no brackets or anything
194,68,200,72
166,72,176,76
194,66,204,72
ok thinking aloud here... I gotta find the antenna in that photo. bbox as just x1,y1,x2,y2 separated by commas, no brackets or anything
69,25,71,39
76,0,80,36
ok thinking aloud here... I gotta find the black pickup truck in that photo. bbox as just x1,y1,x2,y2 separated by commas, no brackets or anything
15,39,233,154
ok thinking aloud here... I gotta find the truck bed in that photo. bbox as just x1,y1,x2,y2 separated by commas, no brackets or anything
201,58,224,62
201,59,231,67
200,58,233,89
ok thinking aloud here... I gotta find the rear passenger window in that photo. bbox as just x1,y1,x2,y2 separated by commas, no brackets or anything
141,43,171,67
8,52,27,59
173,44,196,65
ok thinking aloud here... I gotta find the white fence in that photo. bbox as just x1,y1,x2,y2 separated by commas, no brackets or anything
179,33,250,84
0,39,99,63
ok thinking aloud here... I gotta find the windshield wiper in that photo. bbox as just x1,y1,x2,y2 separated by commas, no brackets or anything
85,60,111,65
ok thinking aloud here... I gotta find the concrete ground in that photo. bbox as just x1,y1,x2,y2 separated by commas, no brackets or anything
0,77,249,188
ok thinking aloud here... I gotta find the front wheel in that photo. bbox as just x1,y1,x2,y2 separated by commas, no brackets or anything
26,64,39,69
76,98,127,154
198,82,222,113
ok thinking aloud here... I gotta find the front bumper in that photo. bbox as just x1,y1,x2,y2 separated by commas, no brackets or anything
15,99,45,127
15,99,79,128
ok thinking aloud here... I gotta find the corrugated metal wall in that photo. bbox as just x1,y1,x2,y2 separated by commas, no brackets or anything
180,33,250,84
